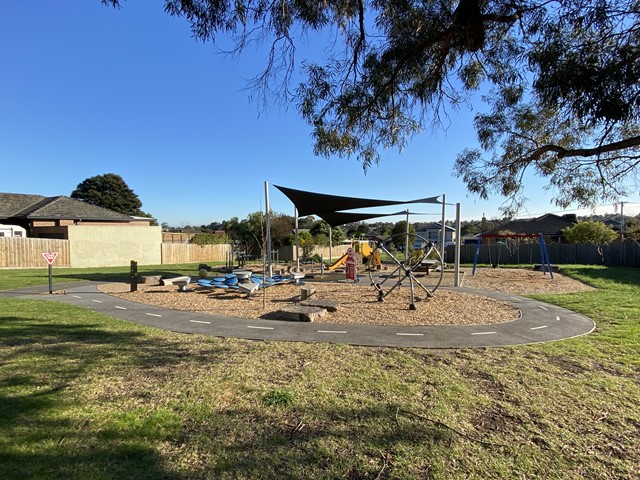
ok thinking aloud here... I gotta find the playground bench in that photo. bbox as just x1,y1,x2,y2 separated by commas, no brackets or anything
162,276,192,292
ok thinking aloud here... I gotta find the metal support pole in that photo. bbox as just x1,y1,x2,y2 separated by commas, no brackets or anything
295,207,300,270
404,209,410,262
454,202,462,287
48,264,53,294
441,194,446,263
264,181,273,278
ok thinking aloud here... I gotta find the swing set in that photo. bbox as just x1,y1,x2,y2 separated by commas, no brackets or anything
471,233,554,278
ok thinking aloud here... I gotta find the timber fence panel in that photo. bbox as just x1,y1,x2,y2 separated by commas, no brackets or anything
278,245,351,262
161,243,232,264
0,238,70,268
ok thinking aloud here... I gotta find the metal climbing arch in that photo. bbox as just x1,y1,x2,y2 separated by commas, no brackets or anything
367,232,444,310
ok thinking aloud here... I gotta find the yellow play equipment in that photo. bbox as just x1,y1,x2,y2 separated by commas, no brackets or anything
327,240,381,271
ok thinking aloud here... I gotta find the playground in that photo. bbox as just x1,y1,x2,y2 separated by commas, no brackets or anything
98,266,593,327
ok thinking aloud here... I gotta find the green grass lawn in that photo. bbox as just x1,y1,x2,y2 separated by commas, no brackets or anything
0,262,216,291
0,266,638,479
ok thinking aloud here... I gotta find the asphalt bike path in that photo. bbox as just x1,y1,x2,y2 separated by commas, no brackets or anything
3,282,596,348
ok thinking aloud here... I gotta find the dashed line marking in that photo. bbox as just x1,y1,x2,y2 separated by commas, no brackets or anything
114,306,127,310
538,305,549,311
91,300,102,304
555,316,560,321
190,320,211,325
471,331,497,335
317,330,348,334
530,325,548,330
247,326,275,330
72,295,82,299
396,333,424,337
510,296,520,301
145,313,162,318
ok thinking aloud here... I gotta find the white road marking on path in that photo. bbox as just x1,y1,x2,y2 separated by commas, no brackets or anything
247,326,274,330
538,306,549,311
114,306,127,310
396,333,424,337
91,300,102,303
72,295,82,299
317,330,347,334
145,313,162,317
510,297,521,301
556,316,560,321
190,320,211,325
530,325,548,330
471,331,497,335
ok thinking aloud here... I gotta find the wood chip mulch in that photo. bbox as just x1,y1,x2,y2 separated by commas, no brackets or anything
97,268,594,327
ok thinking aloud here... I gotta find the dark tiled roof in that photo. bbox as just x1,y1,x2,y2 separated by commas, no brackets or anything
1,193,133,221
485,214,577,236
0,193,46,217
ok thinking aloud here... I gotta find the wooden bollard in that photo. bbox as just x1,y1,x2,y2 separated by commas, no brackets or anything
300,287,316,301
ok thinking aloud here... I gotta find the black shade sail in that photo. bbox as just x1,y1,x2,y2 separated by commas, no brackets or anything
316,210,410,228
275,185,441,218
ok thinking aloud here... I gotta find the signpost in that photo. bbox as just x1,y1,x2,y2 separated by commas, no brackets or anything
42,252,58,294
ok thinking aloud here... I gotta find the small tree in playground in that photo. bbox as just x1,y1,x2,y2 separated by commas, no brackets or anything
310,220,346,245
563,221,618,264
297,231,315,259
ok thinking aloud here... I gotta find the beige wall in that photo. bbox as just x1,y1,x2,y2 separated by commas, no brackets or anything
68,225,162,267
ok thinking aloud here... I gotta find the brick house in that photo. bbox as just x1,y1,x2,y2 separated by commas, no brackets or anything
482,213,578,243
0,193,152,239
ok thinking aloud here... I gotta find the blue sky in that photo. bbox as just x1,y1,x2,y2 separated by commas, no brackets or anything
2,1,638,226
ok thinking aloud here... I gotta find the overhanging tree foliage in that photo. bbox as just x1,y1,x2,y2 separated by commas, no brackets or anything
103,1,640,212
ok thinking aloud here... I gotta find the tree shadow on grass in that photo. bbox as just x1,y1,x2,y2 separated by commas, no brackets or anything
0,309,236,480
171,403,479,479
564,266,640,287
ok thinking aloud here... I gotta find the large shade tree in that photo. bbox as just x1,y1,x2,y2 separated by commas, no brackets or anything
71,173,154,219
103,1,640,213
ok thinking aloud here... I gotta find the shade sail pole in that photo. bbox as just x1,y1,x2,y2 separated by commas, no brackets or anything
441,194,446,262
295,207,300,270
264,181,273,278
454,202,461,287
405,209,410,260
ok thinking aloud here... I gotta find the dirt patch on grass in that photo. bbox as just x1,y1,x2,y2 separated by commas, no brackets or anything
461,267,595,295
97,267,592,327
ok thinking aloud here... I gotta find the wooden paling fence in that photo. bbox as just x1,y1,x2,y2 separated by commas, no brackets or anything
0,238,71,268
161,243,232,264
1,238,231,268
